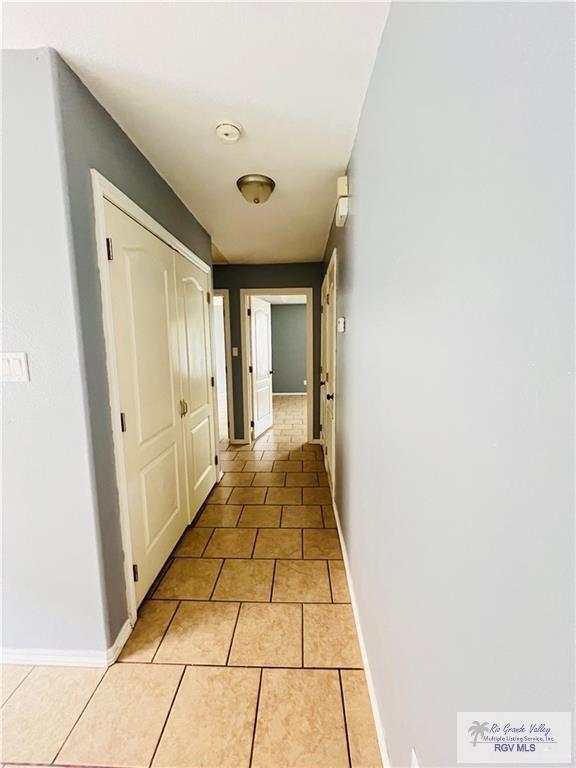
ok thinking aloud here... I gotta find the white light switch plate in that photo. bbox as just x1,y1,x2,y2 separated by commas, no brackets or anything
232,347,239,357
2,352,30,382
337,317,346,333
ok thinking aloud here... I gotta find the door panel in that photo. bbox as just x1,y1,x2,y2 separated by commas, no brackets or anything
177,258,218,514
104,200,188,605
322,262,336,485
250,297,274,437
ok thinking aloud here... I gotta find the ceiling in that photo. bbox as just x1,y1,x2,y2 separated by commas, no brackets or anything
3,2,389,264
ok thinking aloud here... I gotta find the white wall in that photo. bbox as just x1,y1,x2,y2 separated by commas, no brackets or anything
2,49,108,654
328,4,574,765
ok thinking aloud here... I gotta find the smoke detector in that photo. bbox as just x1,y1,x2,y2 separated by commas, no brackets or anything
215,122,242,143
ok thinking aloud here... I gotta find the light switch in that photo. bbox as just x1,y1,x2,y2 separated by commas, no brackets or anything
2,352,30,382
232,347,239,357
337,317,346,333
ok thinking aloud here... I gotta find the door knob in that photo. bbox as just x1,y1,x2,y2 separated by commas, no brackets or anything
269,370,274,374
320,380,326,386
326,393,334,400
179,399,188,417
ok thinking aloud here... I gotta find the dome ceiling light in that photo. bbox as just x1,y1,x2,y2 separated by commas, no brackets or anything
236,174,276,205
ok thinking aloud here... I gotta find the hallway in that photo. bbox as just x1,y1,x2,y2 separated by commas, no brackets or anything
1,395,382,768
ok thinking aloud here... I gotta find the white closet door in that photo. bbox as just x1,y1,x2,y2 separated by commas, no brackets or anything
104,200,188,605
176,256,218,514
250,297,274,438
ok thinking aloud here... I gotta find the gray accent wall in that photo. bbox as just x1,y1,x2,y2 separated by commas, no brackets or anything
271,305,307,393
3,48,211,653
213,264,323,440
324,4,574,766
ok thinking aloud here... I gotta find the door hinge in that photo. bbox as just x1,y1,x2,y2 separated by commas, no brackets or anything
132,563,139,582
320,305,323,314
247,308,252,317
120,412,127,432
324,445,328,455
210,376,215,387
250,420,255,428
106,237,114,261
326,293,330,305
249,365,253,373
320,424,323,432
207,292,211,304
215,455,219,466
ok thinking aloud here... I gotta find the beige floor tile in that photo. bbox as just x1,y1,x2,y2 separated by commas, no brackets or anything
282,504,323,528
341,670,383,767
229,603,302,667
318,473,330,486
289,451,318,460
253,529,302,559
304,529,343,558
58,663,182,768
285,472,319,487
205,486,232,504
304,604,363,668
153,666,259,768
154,601,239,665
303,487,333,504
251,471,286,487
329,560,351,603
243,460,274,472
229,487,267,504
265,487,302,505
272,559,331,603
302,460,326,472
220,451,239,461
196,504,242,527
1,665,33,705
236,450,264,460
1,666,105,764
238,505,282,527
252,669,348,768
262,450,290,460
221,459,246,472
203,528,257,558
322,504,337,528
273,460,303,472
119,600,178,662
154,558,222,599
173,526,212,556
219,472,255,486
212,558,274,601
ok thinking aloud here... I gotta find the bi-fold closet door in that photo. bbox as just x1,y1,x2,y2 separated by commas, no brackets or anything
104,200,217,604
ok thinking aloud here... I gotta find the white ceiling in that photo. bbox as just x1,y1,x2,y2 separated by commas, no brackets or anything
3,2,389,264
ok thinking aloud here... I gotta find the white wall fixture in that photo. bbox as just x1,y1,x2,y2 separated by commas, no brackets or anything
215,122,242,143
337,175,348,198
337,317,346,333
2,352,30,382
335,195,349,228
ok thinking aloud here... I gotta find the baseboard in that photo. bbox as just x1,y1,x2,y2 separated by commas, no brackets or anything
272,392,307,396
331,496,392,768
228,438,248,445
2,619,133,668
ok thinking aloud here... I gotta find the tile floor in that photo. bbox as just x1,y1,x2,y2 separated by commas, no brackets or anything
1,395,382,768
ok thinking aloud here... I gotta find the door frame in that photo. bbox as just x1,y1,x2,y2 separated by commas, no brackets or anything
321,249,338,489
239,287,314,445
213,289,236,443
91,170,215,625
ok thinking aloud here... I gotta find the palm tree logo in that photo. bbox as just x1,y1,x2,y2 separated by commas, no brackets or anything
468,721,490,746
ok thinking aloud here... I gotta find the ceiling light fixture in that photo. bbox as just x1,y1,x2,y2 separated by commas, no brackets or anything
236,174,276,205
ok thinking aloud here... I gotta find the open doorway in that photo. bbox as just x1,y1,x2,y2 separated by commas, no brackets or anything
213,290,234,445
240,288,313,444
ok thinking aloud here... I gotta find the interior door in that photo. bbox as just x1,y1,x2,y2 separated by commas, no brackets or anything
104,200,188,605
176,257,218,515
322,262,336,483
250,296,274,438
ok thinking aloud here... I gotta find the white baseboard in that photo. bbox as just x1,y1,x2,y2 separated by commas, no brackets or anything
332,497,392,768
228,438,248,445
2,619,133,668
272,392,307,396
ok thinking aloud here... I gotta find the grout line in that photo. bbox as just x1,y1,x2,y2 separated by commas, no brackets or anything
250,529,258,558
150,600,181,663
338,669,353,768
327,559,334,603
225,602,242,666
269,559,277,602
248,667,263,768
53,663,110,763
0,664,35,708
148,664,186,767
301,603,305,668
200,527,216,557
208,559,226,600
114,660,363,670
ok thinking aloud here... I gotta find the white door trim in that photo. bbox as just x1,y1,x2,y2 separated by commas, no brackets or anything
213,289,235,442
239,287,314,444
91,170,213,627
322,249,337,490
